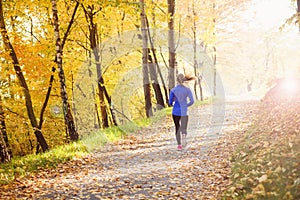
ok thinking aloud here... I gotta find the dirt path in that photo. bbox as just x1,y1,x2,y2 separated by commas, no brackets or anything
1,100,259,200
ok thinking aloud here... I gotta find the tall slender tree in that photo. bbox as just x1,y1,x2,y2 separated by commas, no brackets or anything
191,0,204,101
83,5,108,128
82,4,118,128
145,16,165,109
212,1,217,96
168,0,176,90
146,9,169,106
140,0,153,117
51,0,78,141
36,1,80,153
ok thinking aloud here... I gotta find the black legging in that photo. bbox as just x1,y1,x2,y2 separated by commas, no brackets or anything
172,115,188,145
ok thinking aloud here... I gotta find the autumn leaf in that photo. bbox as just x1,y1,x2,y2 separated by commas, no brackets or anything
257,174,268,183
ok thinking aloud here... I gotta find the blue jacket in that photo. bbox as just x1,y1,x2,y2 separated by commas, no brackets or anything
169,85,194,116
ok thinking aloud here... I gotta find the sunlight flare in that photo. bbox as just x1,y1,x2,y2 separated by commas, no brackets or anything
282,79,299,93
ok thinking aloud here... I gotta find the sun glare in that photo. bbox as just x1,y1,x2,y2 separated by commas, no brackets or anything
252,0,294,29
281,79,299,93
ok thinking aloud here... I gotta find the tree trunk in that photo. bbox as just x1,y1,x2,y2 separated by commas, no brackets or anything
0,98,10,163
97,84,108,128
36,3,79,153
90,22,109,128
212,2,217,96
0,0,49,152
0,102,9,150
51,0,78,141
148,52,165,109
168,0,176,90
38,67,56,131
0,132,10,163
145,16,168,107
102,86,118,126
213,46,217,96
198,76,203,101
140,0,153,117
192,0,199,100
82,5,113,128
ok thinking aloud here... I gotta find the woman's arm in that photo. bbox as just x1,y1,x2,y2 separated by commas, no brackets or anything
169,90,174,106
187,89,194,106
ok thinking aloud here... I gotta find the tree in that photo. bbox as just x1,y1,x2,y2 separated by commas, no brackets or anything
190,0,203,101
0,0,254,157
51,0,78,141
0,97,10,163
36,1,81,151
140,0,153,117
168,0,176,90
145,15,165,109
82,4,117,128
145,1,169,106
0,0,49,152
211,1,217,96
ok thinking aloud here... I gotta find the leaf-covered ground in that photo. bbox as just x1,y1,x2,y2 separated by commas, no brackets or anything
224,79,300,200
1,100,259,199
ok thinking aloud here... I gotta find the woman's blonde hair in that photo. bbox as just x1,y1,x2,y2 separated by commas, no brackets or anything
177,73,197,84
177,73,186,84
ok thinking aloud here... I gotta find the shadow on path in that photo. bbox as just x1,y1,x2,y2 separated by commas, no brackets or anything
1,100,259,199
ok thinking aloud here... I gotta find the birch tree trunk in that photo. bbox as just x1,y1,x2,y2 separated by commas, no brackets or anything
140,0,153,117
51,0,78,141
213,46,217,96
168,0,176,90
0,0,49,152
192,0,199,100
36,2,79,153
212,1,217,96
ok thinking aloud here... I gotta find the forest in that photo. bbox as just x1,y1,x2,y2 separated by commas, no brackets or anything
0,0,255,159
0,0,300,199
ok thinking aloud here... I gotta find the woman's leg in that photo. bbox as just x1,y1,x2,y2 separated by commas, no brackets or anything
180,116,189,135
180,116,189,146
172,115,181,145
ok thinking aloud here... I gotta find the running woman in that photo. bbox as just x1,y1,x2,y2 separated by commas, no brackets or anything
169,73,195,151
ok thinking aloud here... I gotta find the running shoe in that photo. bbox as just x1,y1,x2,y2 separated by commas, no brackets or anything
177,145,183,151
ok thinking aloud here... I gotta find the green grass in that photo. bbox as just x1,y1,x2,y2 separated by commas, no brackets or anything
0,142,87,185
0,105,173,185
